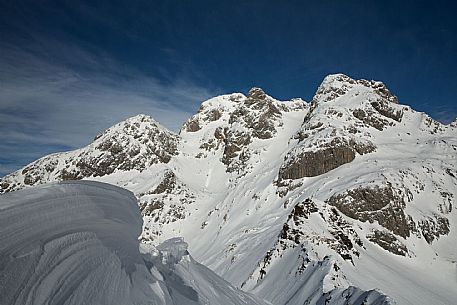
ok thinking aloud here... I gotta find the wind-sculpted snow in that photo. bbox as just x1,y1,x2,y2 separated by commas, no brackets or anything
0,181,160,305
144,238,269,305
0,181,268,305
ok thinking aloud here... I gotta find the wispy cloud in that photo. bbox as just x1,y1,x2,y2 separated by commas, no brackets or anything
0,40,217,176
430,110,457,125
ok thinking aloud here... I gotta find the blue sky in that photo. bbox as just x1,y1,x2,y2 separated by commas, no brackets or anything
1,0,456,176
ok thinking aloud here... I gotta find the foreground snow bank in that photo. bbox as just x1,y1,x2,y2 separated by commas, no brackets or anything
0,181,268,305
143,238,269,305
0,181,166,305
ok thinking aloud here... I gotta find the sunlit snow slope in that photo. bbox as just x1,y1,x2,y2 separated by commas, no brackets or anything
0,181,268,305
2,74,456,305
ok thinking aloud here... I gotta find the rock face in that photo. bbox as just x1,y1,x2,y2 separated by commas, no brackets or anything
279,146,355,179
243,87,282,139
327,185,412,239
367,230,408,256
2,74,457,305
418,216,450,244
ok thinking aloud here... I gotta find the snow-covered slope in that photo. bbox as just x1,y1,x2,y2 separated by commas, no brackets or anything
0,181,269,305
1,74,456,305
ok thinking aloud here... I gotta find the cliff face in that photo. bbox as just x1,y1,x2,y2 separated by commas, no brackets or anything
279,146,356,179
2,74,456,305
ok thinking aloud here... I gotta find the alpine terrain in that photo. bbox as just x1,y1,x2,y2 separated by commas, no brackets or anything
1,74,456,305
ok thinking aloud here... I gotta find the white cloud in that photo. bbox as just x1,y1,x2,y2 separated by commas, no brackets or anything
0,41,217,176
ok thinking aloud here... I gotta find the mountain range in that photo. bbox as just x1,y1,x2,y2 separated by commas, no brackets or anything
1,73,456,305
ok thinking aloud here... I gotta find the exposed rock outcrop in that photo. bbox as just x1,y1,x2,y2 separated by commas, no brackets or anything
279,138,375,180
327,185,413,238
279,146,355,179
367,230,408,256
418,216,450,244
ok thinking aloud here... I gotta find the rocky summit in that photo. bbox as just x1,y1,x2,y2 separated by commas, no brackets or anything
1,74,456,305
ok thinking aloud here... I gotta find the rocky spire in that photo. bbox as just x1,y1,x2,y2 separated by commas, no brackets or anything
247,87,267,100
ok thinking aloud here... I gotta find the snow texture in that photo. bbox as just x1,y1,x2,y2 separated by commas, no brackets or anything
0,181,268,305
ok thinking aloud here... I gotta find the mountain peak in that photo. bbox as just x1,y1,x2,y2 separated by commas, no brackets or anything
122,114,165,129
247,87,267,100
93,113,174,142
126,113,157,123
314,74,398,104
321,73,356,85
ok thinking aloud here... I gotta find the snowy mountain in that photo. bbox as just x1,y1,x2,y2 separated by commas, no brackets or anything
1,73,456,305
0,114,178,192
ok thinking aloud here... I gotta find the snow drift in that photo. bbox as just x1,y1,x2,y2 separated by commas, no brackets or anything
0,181,268,305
